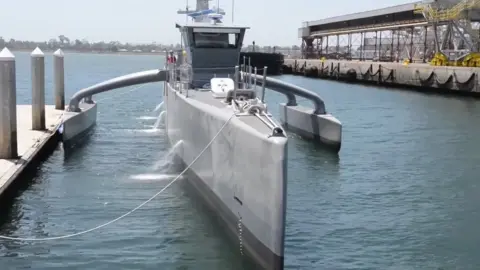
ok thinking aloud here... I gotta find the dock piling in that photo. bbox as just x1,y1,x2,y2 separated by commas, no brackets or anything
0,48,18,159
53,49,65,110
31,47,45,130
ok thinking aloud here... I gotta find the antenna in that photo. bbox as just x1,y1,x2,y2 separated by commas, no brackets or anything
186,0,189,24
217,0,220,13
231,0,234,23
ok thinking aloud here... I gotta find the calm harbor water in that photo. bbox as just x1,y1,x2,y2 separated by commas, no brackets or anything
1,52,480,269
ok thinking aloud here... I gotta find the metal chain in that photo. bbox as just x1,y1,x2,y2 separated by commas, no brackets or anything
238,215,244,256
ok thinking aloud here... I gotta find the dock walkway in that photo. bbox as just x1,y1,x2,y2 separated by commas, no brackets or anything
0,105,64,196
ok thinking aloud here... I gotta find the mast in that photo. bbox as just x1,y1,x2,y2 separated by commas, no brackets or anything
186,0,189,24
177,0,226,23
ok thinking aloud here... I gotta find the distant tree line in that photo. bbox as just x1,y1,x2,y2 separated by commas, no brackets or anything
0,35,301,54
0,35,171,53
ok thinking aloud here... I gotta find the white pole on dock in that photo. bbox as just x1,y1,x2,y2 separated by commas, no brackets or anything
0,48,18,159
231,0,235,23
242,56,246,73
248,57,251,87
248,65,252,88
53,49,65,110
233,65,239,100
261,66,267,103
31,47,45,130
253,67,257,92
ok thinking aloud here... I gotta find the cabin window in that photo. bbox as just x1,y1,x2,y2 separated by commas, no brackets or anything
193,32,239,49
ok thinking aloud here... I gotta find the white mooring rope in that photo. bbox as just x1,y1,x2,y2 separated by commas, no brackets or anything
0,113,237,241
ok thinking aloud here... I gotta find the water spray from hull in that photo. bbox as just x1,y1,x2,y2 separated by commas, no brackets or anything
153,111,166,130
129,140,184,182
151,140,183,172
154,101,164,112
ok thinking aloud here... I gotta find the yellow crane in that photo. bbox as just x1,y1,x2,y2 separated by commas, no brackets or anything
414,0,480,67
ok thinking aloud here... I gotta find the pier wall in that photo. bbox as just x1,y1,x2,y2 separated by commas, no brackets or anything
283,59,480,94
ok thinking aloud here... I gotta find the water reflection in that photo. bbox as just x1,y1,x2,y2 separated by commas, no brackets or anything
290,135,340,174
0,154,56,257
62,126,97,162
176,179,261,270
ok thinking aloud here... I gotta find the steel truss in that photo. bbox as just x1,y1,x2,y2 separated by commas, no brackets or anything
301,0,480,66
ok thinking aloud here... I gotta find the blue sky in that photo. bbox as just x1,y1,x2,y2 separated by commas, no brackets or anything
1,0,416,46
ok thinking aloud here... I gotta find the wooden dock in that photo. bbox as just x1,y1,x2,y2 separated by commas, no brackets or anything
0,105,64,196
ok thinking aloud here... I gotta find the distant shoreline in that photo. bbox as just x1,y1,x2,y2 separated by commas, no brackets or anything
9,49,166,56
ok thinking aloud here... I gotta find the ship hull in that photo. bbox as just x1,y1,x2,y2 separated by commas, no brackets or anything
176,156,284,269
164,83,287,269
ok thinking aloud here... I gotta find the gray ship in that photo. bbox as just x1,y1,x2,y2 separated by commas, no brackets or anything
159,1,341,269
61,2,340,268
64,1,341,268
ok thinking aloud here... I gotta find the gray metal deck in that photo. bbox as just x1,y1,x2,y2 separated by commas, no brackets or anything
179,88,275,136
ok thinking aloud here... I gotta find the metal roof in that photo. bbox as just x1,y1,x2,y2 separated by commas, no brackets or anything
302,1,433,27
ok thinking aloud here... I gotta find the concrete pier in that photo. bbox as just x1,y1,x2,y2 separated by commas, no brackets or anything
283,59,480,94
0,105,63,196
